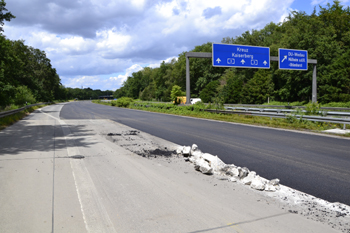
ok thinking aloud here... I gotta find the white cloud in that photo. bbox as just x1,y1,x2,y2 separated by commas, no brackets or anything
5,0,297,90
96,28,132,57
109,64,144,85
63,76,100,88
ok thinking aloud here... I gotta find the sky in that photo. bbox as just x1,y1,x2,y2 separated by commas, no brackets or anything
3,0,350,91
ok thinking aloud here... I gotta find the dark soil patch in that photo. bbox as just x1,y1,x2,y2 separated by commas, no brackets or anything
107,130,139,136
108,133,121,136
134,148,176,159
69,155,85,159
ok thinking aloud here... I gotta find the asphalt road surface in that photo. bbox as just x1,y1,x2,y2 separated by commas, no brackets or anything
61,101,350,206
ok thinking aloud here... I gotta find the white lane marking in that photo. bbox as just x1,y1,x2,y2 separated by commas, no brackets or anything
40,108,116,233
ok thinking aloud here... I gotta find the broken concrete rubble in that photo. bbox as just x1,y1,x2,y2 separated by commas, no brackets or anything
250,175,266,191
242,171,256,185
265,179,281,192
178,144,281,192
239,167,250,179
194,157,213,174
182,146,191,156
176,146,183,155
201,153,225,172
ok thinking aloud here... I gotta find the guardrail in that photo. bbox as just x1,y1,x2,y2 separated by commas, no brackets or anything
205,108,350,129
224,107,350,117
224,104,350,112
0,103,50,119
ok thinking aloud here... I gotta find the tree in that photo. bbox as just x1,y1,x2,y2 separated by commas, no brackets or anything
241,69,274,104
200,80,220,103
220,69,244,104
0,0,15,33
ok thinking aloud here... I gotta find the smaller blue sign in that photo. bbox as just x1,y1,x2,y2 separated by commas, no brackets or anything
279,49,308,70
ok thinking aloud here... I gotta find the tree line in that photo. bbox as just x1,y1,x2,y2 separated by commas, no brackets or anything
0,0,61,107
115,1,350,104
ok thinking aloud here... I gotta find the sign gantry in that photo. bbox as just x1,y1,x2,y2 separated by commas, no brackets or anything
185,44,317,104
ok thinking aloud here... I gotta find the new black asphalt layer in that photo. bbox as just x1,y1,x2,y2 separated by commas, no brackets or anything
60,101,350,206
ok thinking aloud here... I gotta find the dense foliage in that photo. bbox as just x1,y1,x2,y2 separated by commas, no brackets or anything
114,1,350,104
0,0,62,107
58,87,114,101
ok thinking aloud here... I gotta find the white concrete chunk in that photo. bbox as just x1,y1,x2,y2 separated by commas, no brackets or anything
176,146,184,154
242,171,256,185
231,167,241,177
265,179,280,192
201,153,225,172
182,146,191,156
250,175,266,191
194,157,213,174
191,144,198,152
269,179,280,186
239,167,250,179
191,150,202,161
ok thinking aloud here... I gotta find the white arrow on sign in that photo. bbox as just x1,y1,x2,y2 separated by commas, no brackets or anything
216,58,221,64
281,55,287,63
241,59,245,65
263,60,267,66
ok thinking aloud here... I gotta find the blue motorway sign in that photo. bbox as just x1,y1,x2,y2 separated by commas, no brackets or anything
279,48,308,70
212,43,270,69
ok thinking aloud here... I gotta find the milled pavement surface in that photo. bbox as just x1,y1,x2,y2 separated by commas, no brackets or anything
0,103,348,232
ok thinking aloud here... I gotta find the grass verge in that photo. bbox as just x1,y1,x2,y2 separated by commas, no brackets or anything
0,104,48,131
92,100,349,137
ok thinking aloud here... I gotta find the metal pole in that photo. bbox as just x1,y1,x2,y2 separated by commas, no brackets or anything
186,56,190,104
312,64,317,103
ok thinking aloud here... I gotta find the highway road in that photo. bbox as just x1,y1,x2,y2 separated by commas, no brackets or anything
61,101,350,206
3,102,343,233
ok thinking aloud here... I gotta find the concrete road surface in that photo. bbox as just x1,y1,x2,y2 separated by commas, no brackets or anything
0,103,344,232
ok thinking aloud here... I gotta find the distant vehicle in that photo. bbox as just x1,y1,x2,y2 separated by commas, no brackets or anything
190,98,202,104
173,96,186,104
173,97,202,104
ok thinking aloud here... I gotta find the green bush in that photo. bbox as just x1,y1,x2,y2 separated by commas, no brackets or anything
13,86,36,106
115,97,134,107
305,102,321,115
322,101,350,108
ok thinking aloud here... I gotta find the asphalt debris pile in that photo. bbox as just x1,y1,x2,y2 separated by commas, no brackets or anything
107,130,139,137
106,130,176,159
69,155,85,159
177,144,280,192
135,148,176,158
